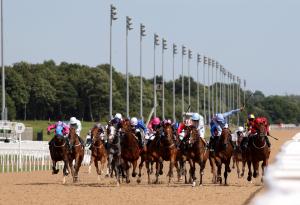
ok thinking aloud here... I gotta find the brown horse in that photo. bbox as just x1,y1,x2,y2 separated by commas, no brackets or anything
120,119,140,183
88,125,108,181
49,134,70,184
146,123,177,184
246,122,270,183
186,125,209,186
68,127,85,182
209,128,233,185
232,132,247,178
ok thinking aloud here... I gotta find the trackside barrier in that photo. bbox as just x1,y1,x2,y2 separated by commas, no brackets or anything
0,141,91,173
252,132,300,205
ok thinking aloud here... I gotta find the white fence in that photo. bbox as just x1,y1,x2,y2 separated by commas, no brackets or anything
0,141,91,173
252,132,300,205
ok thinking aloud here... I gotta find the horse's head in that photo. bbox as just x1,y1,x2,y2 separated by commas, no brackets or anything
121,118,132,132
91,126,104,145
162,123,174,145
54,134,65,145
68,127,78,144
187,125,199,146
219,128,232,150
106,123,116,143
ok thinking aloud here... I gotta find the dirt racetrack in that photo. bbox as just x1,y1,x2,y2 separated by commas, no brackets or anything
0,129,298,205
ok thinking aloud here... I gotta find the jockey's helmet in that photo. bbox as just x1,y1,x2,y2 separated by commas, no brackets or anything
115,113,122,120
152,117,160,125
191,113,201,121
70,117,77,125
130,117,138,126
248,114,255,120
237,126,244,132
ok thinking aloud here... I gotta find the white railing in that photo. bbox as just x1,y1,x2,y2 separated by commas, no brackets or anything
0,141,91,173
252,132,300,205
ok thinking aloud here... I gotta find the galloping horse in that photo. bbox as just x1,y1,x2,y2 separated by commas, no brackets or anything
68,127,85,182
120,119,140,183
49,134,70,184
232,132,246,178
186,125,209,186
146,123,177,184
209,128,233,185
106,122,122,186
246,120,270,183
88,125,108,181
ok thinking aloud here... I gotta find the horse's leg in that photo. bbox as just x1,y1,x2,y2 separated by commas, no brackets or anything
68,159,75,180
209,157,217,184
155,160,161,184
132,160,138,178
216,160,222,184
146,160,151,184
168,153,176,184
236,159,240,178
232,155,236,169
150,161,154,175
199,160,205,186
261,159,268,183
224,162,228,185
88,155,94,174
62,160,69,184
247,160,252,182
174,160,181,182
52,160,59,174
108,153,113,178
137,156,144,184
94,159,101,182
253,160,259,179
241,159,246,177
189,160,196,187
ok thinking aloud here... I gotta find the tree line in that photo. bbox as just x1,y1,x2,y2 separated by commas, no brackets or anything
1,60,300,125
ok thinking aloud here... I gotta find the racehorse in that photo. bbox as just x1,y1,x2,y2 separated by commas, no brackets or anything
209,128,233,185
68,127,85,182
49,134,70,184
232,132,246,178
186,125,209,186
246,121,270,183
88,125,108,181
106,122,122,186
146,123,177,184
120,119,140,183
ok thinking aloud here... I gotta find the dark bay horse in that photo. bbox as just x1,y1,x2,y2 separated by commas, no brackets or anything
49,134,70,184
146,123,177,184
106,122,122,186
120,119,140,183
186,125,209,186
232,132,246,178
88,125,108,181
247,122,270,183
68,127,85,182
209,128,233,185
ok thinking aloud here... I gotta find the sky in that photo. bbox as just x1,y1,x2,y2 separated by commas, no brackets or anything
4,0,300,96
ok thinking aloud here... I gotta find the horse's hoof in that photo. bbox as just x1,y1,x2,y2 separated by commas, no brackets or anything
241,173,244,177
52,169,59,175
126,179,130,184
159,171,163,175
253,173,258,178
247,176,252,182
192,181,196,187
132,173,137,178
137,178,141,184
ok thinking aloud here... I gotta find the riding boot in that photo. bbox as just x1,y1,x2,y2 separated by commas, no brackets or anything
65,137,72,153
78,136,85,147
265,136,271,147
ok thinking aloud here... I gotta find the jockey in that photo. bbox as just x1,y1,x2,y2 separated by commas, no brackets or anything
110,113,123,131
208,107,244,151
147,117,161,134
232,126,245,150
245,114,256,134
177,117,192,141
47,120,70,147
130,117,147,148
69,117,84,146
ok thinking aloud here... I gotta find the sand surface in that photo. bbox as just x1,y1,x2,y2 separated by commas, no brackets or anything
0,129,298,205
